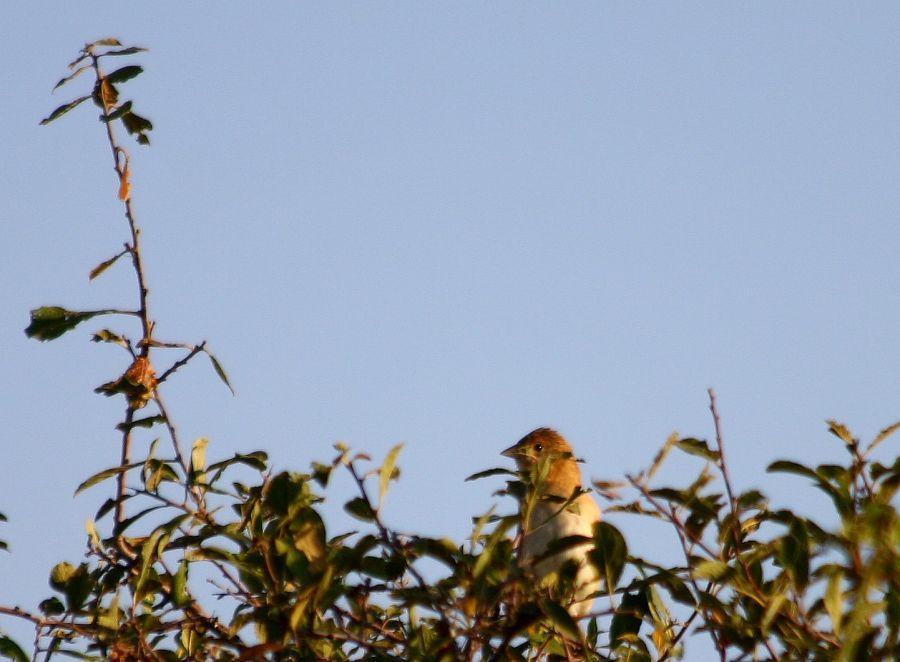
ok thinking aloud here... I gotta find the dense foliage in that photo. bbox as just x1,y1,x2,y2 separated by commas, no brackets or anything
1,39,898,661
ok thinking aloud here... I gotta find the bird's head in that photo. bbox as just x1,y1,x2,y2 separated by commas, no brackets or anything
502,428,583,497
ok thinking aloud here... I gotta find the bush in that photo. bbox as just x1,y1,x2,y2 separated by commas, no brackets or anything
1,39,898,661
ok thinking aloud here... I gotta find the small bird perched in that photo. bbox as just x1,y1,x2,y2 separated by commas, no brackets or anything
502,427,601,619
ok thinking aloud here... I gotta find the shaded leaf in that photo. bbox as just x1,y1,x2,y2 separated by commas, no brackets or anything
208,352,235,394
779,518,810,591
25,306,112,341
39,597,65,615
540,597,581,641
101,100,133,123
0,636,28,662
121,111,153,142
465,467,516,482
105,65,143,84
75,461,142,495
610,591,648,646
589,521,627,591
116,414,166,432
40,95,90,125
99,46,148,57
344,497,375,522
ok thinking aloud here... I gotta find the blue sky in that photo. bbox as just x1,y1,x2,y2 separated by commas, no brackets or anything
2,3,899,654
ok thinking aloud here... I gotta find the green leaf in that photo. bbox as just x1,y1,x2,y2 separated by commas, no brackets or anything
760,593,788,634
767,460,819,481
779,518,810,591
75,461,142,495
379,443,404,507
53,65,91,91
694,559,729,581
121,111,153,141
464,467,516,482
100,100,133,123
135,528,165,598
171,560,190,607
540,597,581,641
610,591,648,646
25,306,113,341
207,352,235,394
39,597,65,615
0,636,28,662
344,497,375,522
105,65,143,84
675,437,720,462
825,570,844,636
116,414,166,432
589,522,627,592
99,46,148,57
92,38,122,47
206,451,268,478
40,95,91,125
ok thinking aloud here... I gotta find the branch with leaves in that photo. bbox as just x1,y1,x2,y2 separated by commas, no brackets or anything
2,38,899,662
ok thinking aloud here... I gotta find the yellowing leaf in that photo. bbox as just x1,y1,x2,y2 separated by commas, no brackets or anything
379,443,404,507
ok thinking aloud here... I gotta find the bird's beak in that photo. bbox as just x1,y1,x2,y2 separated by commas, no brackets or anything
501,443,521,459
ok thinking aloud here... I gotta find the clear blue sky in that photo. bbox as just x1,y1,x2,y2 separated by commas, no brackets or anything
2,3,899,655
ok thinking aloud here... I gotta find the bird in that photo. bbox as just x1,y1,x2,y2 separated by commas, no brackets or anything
501,427,601,620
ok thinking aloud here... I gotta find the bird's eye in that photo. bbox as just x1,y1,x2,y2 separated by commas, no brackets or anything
534,444,543,452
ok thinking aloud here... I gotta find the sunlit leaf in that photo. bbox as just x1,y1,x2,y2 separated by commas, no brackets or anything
172,560,190,607
867,421,900,455
379,443,404,507
92,38,122,47
826,420,855,445
694,559,729,581
191,437,209,485
89,249,128,280
675,437,720,462
825,570,844,636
